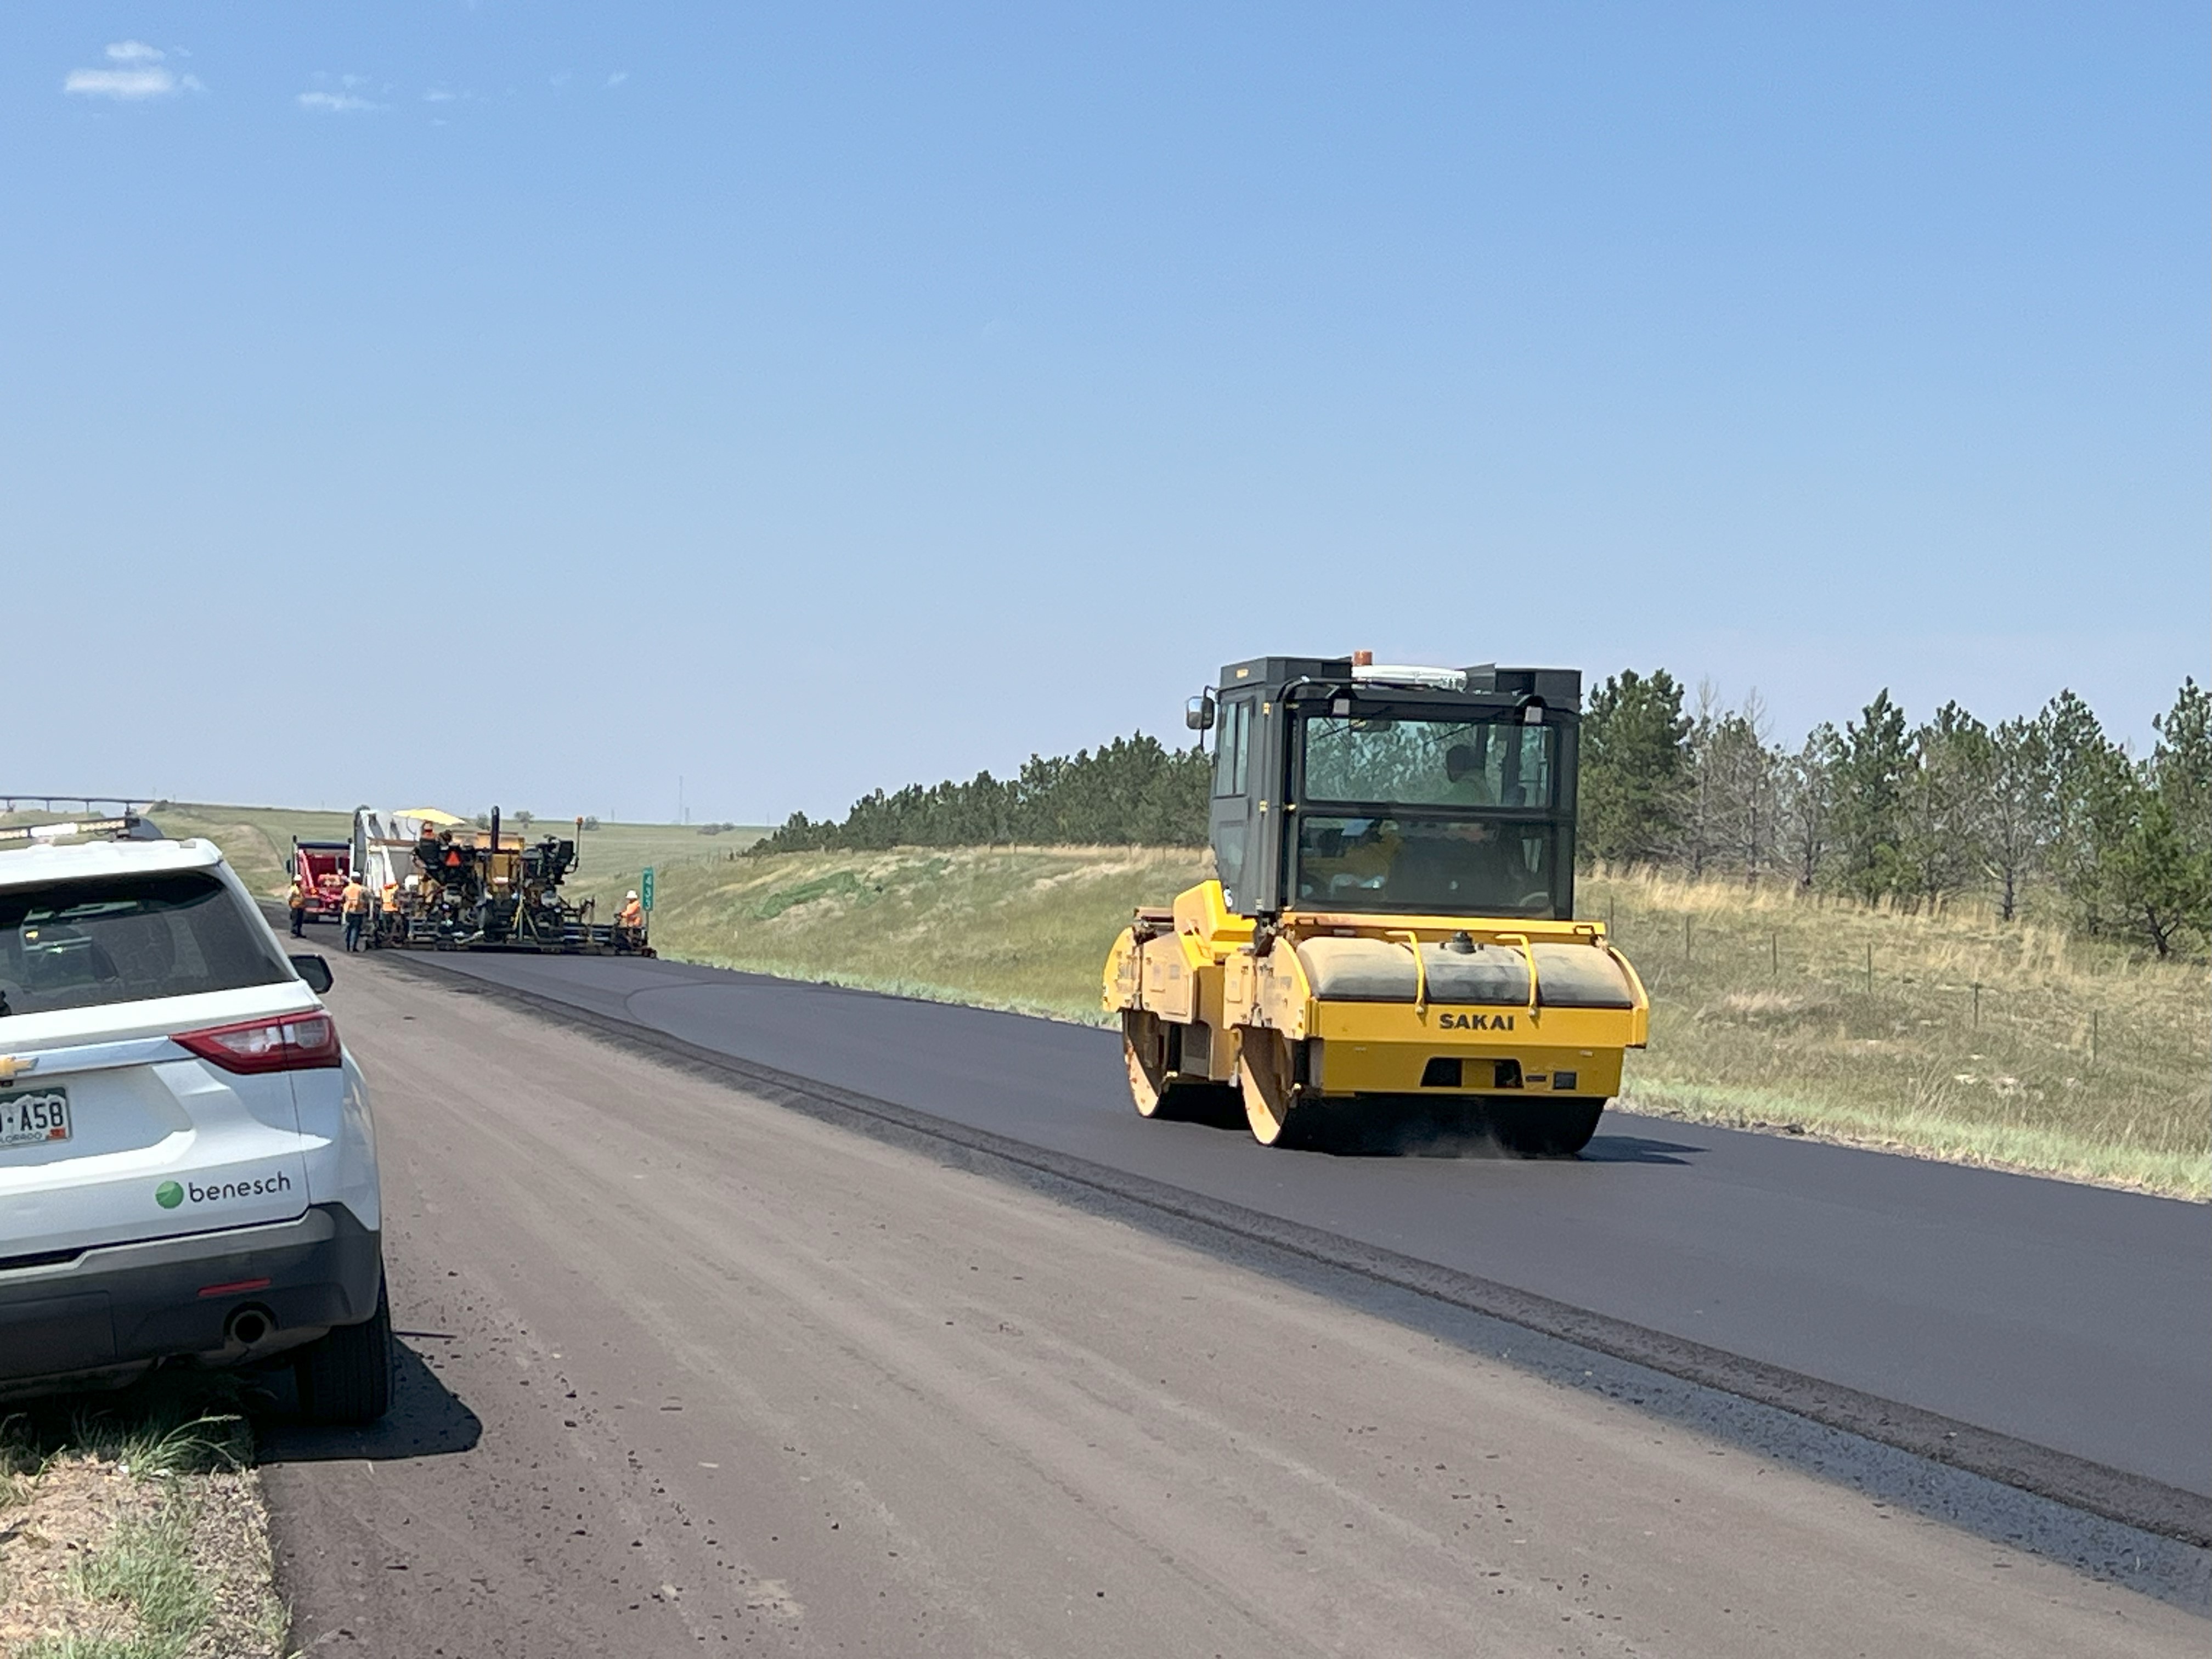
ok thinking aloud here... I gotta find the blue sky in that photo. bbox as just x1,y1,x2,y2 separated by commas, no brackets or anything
5,3,2204,823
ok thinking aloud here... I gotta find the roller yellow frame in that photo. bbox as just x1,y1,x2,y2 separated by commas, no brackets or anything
1102,653,1649,1154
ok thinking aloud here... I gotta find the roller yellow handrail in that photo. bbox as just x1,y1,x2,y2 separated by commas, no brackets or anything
1390,930,1430,1015
1494,932,1541,1018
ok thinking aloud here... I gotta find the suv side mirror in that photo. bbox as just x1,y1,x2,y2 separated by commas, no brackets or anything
1185,692,1217,732
290,955,335,995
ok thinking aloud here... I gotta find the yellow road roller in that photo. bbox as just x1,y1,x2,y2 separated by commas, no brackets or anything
1104,653,1649,1154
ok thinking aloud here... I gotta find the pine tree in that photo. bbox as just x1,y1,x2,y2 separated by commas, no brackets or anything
747,733,1210,853
2128,680,2212,953
1831,691,1912,902
1899,702,1991,909
2039,691,2133,934
2101,785,2207,958
1978,716,2053,922
1579,669,1691,867
2151,680,2211,862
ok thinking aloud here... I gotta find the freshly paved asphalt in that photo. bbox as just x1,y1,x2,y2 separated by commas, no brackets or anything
408,949,2212,1499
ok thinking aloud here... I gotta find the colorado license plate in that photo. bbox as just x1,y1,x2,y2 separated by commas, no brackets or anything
0,1086,70,1148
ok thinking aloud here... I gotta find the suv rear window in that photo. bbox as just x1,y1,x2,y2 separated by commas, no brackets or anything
0,872,291,1017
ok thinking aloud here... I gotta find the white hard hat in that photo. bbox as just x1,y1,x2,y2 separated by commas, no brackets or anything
625,889,639,901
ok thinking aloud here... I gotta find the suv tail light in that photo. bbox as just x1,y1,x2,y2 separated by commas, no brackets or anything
175,1013,341,1074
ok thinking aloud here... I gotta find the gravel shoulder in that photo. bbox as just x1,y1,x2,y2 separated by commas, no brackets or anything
261,955,2208,1657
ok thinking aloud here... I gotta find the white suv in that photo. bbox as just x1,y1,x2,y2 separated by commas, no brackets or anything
0,823,390,1422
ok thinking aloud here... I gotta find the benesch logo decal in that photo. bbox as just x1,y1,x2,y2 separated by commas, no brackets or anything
1437,1012,1516,1031
154,1170,291,1209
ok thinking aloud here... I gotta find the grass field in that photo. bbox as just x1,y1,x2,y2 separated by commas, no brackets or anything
558,819,767,913
650,845,1211,1021
647,847,2210,1198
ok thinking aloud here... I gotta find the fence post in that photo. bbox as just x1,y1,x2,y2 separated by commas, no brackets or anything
1971,981,1980,1031
1864,942,1873,995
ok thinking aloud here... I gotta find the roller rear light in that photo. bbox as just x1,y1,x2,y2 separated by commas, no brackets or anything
174,1013,341,1074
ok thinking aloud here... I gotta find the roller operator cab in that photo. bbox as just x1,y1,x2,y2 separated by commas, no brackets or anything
1103,654,1650,1153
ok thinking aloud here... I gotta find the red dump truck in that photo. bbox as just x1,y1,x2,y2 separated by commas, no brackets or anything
289,838,352,925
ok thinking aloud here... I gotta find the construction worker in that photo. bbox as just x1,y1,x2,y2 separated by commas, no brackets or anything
616,889,645,932
286,874,309,938
339,872,370,953
1441,742,1496,807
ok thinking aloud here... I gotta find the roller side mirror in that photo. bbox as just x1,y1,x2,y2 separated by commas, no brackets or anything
1185,692,1217,732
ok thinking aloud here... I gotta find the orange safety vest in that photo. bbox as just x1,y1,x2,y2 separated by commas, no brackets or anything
340,882,369,915
381,885,401,913
287,881,307,909
617,900,644,928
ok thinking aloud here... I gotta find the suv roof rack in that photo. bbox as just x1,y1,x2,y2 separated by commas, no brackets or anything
0,814,163,847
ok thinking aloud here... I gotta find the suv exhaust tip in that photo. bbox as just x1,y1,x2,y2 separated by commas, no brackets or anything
224,1306,276,1347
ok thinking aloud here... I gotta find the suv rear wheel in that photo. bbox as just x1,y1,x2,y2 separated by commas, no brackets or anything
295,1272,393,1425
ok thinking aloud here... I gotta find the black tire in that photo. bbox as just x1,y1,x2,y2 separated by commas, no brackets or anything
295,1273,393,1425
1485,1098,1605,1157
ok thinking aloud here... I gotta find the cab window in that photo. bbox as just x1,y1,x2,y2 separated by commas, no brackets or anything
1301,714,1553,810
1212,698,1252,797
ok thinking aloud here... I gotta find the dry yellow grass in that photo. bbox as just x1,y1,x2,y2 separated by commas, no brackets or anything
648,848,2209,1198
1583,866,2209,1199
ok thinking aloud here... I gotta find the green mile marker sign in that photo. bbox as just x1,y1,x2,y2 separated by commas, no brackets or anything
640,867,655,911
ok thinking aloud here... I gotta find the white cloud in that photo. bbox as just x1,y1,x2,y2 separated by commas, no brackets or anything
424,88,457,103
297,91,377,113
66,66,177,99
606,71,628,87
64,40,205,99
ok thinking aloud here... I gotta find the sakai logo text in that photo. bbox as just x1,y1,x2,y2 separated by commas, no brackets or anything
154,1170,292,1209
1437,1012,1515,1031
